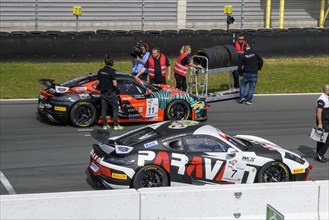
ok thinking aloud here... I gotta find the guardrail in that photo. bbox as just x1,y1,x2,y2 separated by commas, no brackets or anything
1,180,328,220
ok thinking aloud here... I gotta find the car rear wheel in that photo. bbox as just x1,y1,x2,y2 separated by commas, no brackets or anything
165,100,191,120
132,165,169,189
257,161,290,183
70,101,97,127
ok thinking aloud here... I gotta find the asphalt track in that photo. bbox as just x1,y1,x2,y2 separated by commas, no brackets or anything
1,94,328,195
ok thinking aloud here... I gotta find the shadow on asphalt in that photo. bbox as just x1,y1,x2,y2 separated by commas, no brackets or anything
297,145,316,160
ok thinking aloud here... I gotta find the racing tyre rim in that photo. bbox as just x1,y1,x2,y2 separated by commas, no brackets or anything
132,166,169,189
70,102,97,127
258,162,290,183
167,101,190,120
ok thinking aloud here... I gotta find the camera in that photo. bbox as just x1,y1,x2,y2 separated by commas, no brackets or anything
130,41,143,58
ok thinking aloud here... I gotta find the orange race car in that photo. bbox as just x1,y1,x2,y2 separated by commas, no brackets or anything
38,72,208,127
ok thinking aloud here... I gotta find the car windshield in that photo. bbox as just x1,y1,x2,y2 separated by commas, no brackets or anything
115,127,160,146
225,134,250,151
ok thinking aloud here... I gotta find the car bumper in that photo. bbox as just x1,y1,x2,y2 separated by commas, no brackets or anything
292,167,311,181
38,99,69,124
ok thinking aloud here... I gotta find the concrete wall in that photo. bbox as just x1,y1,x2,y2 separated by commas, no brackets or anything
1,181,328,220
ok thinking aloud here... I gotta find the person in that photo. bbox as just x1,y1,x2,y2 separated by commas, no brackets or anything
131,42,150,82
136,48,171,85
174,45,202,91
233,34,248,88
97,55,124,130
238,44,263,105
315,84,329,163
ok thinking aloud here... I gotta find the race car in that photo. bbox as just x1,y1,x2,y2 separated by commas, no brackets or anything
37,72,207,127
87,120,312,189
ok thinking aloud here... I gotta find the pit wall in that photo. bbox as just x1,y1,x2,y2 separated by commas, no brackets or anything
0,28,328,61
1,180,328,220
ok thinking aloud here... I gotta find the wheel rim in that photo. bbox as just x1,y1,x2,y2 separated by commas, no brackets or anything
74,105,93,124
139,170,164,187
169,103,188,120
262,165,288,182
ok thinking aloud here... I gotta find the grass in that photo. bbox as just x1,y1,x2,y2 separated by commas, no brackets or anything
0,57,328,99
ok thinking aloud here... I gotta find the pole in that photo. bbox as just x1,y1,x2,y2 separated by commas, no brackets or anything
240,0,245,29
279,0,285,29
141,0,145,31
35,0,38,31
319,0,325,28
265,0,271,28
76,15,79,32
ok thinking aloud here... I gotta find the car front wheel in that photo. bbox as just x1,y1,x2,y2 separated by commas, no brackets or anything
132,165,169,189
70,101,97,127
257,161,290,183
165,100,191,120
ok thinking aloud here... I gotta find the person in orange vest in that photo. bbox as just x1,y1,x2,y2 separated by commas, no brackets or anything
174,45,202,91
233,34,248,88
136,48,171,85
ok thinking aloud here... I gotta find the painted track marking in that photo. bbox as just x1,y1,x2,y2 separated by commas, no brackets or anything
0,171,17,194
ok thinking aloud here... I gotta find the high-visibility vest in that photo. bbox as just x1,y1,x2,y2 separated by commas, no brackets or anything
174,53,189,77
148,54,166,79
235,41,246,53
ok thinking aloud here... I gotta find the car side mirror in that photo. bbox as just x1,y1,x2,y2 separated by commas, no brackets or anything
147,89,152,95
227,148,237,157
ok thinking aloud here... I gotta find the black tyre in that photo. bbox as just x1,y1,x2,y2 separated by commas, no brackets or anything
257,161,290,183
132,165,169,189
70,101,97,127
165,100,191,120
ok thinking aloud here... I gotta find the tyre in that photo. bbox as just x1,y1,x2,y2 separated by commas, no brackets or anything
165,100,191,120
70,101,97,127
132,165,169,189
257,161,290,183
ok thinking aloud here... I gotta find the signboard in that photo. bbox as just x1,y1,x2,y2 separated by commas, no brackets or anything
266,204,284,220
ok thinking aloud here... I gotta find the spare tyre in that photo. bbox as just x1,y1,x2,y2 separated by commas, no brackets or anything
224,45,239,66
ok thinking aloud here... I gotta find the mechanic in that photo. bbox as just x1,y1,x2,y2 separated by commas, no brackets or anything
233,34,248,88
238,44,263,105
97,55,124,130
174,45,202,91
315,84,329,163
131,42,150,82
136,48,171,85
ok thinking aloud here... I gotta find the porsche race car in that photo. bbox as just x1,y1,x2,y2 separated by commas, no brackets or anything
88,120,312,189
37,72,207,127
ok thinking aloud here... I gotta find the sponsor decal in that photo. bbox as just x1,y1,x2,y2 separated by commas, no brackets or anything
54,106,66,111
242,156,255,162
292,168,305,174
76,86,88,91
79,93,89,99
138,107,144,113
168,120,199,129
229,159,238,166
45,103,52,108
112,173,128,180
144,140,158,148
193,103,203,108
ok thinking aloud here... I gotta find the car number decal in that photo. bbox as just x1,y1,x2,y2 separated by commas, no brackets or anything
146,98,159,118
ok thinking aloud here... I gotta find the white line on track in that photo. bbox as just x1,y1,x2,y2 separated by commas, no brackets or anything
0,171,16,194
77,129,94,132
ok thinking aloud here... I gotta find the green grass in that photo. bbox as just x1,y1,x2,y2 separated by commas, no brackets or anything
0,57,328,99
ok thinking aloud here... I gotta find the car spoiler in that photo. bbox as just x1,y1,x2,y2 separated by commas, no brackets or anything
38,79,57,88
90,129,115,145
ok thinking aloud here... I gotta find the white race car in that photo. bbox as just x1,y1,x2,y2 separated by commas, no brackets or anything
88,120,312,189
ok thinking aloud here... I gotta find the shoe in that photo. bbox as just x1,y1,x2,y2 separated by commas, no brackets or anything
245,101,253,105
113,125,124,130
315,153,327,163
102,125,110,130
239,98,245,104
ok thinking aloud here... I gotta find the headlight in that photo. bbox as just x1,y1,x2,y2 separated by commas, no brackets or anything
285,152,305,165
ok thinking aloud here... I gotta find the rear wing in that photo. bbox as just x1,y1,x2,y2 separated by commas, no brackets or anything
38,79,56,88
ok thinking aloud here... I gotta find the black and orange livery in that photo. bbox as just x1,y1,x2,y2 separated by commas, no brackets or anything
37,72,207,127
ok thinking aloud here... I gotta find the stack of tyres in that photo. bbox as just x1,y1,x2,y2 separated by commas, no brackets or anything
194,45,239,69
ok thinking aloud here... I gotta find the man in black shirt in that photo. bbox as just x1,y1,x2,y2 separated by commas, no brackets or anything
238,44,263,105
97,55,123,130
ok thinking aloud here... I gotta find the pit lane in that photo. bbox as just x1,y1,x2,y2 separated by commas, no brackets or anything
1,94,328,195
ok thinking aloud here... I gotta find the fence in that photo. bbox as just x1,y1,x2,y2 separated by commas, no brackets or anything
0,0,326,32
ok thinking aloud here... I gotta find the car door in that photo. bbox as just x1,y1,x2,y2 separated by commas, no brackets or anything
183,135,248,185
